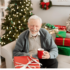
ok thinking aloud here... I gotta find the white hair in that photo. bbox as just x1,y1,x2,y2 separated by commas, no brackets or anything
28,15,42,24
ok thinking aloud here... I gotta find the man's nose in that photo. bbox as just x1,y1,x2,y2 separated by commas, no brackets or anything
33,26,36,31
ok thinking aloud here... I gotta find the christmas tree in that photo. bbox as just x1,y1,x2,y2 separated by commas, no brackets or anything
0,0,33,46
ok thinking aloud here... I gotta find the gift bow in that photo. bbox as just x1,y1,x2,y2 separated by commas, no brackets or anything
15,57,42,68
40,2,50,10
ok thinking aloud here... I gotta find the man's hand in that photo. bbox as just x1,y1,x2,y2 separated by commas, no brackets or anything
42,51,50,59
30,54,32,57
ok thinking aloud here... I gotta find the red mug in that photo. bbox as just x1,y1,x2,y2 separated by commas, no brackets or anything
37,48,44,59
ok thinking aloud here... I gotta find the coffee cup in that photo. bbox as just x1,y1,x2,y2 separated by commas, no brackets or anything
37,48,44,59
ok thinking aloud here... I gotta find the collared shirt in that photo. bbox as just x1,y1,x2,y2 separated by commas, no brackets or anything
29,31,40,38
29,31,41,55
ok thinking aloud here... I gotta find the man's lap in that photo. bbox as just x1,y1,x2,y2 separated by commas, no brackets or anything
39,59,58,68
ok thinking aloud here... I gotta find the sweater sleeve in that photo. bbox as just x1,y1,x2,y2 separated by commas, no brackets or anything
40,28,58,59
47,34,58,59
49,36,58,59
13,33,30,57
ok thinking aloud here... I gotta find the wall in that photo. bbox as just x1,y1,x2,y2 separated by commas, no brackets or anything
31,0,70,25
3,0,70,26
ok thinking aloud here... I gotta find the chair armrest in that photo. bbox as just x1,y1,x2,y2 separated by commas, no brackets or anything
1,40,16,58
1,40,16,68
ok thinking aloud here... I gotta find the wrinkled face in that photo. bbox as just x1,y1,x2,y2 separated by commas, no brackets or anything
28,19,42,35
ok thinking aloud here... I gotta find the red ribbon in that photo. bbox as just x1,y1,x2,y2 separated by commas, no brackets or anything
40,2,50,10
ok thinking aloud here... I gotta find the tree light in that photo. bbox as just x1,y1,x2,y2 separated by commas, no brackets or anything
13,35,14,37
20,2,22,4
16,12,19,14
13,22,15,25
11,18,12,20
17,15,18,17
21,9,23,11
7,34,8,36
1,42,3,45
22,5,24,8
18,21,20,23
17,6,19,9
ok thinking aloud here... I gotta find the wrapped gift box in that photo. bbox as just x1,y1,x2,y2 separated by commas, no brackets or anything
14,56,41,69
54,25,66,30
57,46,70,56
66,33,70,38
56,30,66,38
44,26,59,34
55,38,70,46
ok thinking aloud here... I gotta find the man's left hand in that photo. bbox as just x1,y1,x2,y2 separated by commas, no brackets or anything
42,51,50,59
30,54,32,57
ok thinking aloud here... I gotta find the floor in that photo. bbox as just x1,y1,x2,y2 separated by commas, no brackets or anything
0,61,6,68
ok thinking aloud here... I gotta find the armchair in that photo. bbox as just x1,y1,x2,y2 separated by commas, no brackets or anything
1,34,70,68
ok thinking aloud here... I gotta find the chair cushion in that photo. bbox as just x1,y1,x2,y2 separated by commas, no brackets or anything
57,54,70,68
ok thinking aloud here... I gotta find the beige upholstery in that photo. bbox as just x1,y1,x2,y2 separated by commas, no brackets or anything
1,34,70,68
1,40,16,68
57,55,70,68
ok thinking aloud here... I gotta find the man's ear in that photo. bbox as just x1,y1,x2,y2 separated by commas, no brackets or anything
41,23,42,27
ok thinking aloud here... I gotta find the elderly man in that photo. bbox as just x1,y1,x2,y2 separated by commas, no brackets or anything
13,15,58,68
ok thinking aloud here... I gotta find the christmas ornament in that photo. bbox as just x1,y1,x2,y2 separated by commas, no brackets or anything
45,23,55,29
51,25,55,29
